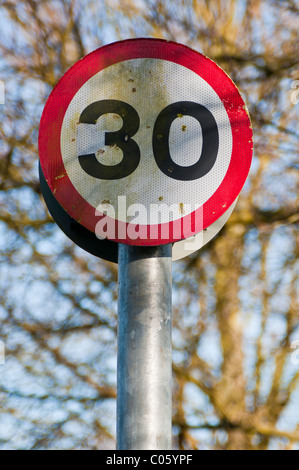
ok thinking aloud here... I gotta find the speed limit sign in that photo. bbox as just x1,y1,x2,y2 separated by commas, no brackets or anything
39,38,253,260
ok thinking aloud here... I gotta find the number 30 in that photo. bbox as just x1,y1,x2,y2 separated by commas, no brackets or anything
78,99,219,181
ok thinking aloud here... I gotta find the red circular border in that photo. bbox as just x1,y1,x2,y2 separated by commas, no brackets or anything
39,38,253,246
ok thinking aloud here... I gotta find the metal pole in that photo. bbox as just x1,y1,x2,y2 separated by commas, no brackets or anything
117,243,172,450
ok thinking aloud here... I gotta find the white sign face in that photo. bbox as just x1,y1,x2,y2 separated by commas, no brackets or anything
39,39,253,249
61,58,232,227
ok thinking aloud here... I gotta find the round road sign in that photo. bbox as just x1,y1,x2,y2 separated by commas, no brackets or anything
39,38,253,252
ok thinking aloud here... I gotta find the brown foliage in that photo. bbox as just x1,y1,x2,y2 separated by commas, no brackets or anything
0,0,298,449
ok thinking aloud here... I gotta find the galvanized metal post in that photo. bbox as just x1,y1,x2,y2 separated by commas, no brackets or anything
117,243,172,450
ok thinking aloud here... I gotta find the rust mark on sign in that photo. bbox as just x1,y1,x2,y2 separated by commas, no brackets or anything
179,203,185,214
55,173,67,180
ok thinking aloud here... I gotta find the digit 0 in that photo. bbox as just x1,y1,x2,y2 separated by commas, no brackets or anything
153,101,219,181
